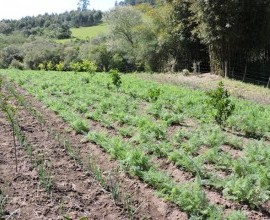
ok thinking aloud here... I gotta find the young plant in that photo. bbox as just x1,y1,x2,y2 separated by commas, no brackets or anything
0,93,19,172
0,188,7,219
148,88,161,102
206,81,235,126
110,69,122,89
37,160,53,193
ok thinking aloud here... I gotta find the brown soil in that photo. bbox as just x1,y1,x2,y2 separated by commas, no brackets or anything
10,85,188,220
0,110,127,219
220,145,244,159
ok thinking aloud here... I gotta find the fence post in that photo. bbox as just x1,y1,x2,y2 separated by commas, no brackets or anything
224,61,228,78
197,61,201,74
243,63,247,81
193,61,197,74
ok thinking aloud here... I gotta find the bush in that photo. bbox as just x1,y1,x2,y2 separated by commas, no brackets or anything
46,61,54,71
206,81,235,126
182,69,190,76
70,60,97,73
110,69,122,89
55,61,65,71
9,59,24,70
38,63,46,70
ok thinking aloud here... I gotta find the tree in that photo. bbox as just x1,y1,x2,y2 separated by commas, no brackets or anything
77,0,90,11
190,0,270,76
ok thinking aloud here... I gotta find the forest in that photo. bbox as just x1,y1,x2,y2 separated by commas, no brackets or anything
0,0,270,85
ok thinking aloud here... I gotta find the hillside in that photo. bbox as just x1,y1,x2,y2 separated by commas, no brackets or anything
57,23,108,43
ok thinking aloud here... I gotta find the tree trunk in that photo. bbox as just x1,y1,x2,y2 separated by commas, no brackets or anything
209,45,224,76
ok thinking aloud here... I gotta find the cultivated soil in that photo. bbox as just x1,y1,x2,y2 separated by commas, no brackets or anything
0,84,188,219
1,75,270,220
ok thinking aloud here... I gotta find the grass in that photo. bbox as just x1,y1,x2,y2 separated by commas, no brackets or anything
57,23,108,43
2,69,270,218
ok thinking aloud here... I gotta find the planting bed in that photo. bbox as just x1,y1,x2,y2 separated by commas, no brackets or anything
1,69,270,219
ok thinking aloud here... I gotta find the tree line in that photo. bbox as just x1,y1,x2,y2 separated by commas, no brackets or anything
0,0,270,82
0,9,102,39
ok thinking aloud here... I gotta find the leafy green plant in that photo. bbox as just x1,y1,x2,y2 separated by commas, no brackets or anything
46,61,54,71
38,63,46,70
148,87,161,102
82,59,97,74
70,62,81,73
110,69,122,89
55,61,65,71
206,81,235,126
124,149,151,177
71,119,89,134
223,175,269,207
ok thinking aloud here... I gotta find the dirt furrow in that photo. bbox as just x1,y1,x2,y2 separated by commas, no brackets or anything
14,85,269,220
12,84,188,219
1,111,54,220
14,100,129,219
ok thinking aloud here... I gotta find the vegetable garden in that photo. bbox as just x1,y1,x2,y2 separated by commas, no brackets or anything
1,69,270,219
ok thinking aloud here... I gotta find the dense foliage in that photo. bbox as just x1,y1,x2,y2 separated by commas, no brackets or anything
0,0,270,81
0,9,102,39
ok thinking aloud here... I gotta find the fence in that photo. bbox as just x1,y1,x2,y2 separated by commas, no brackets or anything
193,61,270,88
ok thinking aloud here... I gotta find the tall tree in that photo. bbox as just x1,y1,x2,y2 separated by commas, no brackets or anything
78,0,90,11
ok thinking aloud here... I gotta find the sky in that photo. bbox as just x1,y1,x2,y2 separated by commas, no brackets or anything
0,0,116,20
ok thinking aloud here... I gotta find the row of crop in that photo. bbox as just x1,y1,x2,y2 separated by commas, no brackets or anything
3,81,143,219
2,71,249,219
4,70,270,210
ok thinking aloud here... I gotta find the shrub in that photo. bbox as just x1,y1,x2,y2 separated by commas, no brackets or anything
70,60,97,74
81,60,97,74
38,63,46,71
206,81,235,126
55,61,65,71
70,62,81,73
46,61,54,71
182,69,190,76
9,59,24,70
110,69,122,89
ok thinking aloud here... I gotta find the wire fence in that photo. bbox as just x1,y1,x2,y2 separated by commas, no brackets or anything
192,61,270,88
